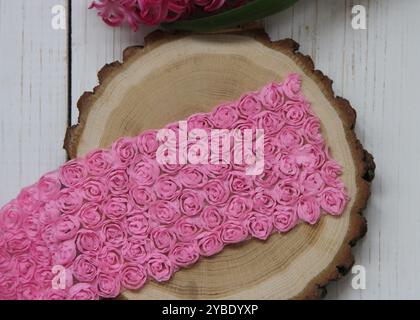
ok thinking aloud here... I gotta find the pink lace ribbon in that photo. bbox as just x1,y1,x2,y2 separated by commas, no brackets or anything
0,74,348,300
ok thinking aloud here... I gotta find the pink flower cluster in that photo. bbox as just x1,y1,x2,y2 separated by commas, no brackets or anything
0,74,348,300
89,0,247,31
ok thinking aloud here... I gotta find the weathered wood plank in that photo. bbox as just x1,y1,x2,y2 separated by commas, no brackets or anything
0,0,68,206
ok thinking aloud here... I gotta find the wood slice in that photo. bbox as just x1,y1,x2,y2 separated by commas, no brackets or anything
64,30,375,300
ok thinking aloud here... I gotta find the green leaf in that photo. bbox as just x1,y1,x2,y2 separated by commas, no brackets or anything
163,0,299,32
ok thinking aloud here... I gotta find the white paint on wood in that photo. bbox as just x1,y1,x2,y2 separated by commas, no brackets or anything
0,0,68,205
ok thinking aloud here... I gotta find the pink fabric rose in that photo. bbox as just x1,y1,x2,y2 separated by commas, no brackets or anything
252,188,277,215
150,200,180,225
260,83,285,111
281,101,308,127
188,113,215,131
304,116,323,144
96,272,121,299
273,206,298,233
5,231,31,255
211,103,239,129
102,195,132,220
122,238,151,263
78,203,104,230
203,164,231,179
277,126,304,151
263,137,281,161
98,246,124,273
275,154,299,179
203,180,229,205
34,265,68,292
282,73,303,101
179,165,208,188
107,168,130,195
0,201,23,231
300,171,325,195
220,221,248,244
137,130,159,158
150,227,176,253
179,190,204,217
57,188,83,215
247,214,273,240
52,240,77,266
69,283,98,300
81,178,108,202
16,255,37,284
321,160,344,187
201,206,225,230
254,111,284,135
17,186,41,213
128,157,160,186
76,229,102,254
237,93,263,118
292,144,326,169
121,263,147,290
228,172,253,195
254,164,279,188
170,243,200,268
154,175,182,201
146,253,173,282
319,187,348,216
101,221,127,247
0,249,16,273
38,172,61,201
112,137,138,165
274,179,301,206
174,217,202,242
42,289,69,300
159,162,182,175
38,202,60,226
54,215,80,241
72,254,99,282
297,197,321,225
0,274,17,299
59,160,88,187
85,149,113,176
22,215,41,240
130,185,157,210
225,195,252,220
126,212,150,237
17,282,44,300
30,242,52,266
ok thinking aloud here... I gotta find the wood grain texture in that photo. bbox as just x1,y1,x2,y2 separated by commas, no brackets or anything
0,0,68,205
65,30,373,299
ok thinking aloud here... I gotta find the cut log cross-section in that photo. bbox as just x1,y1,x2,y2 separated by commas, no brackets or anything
65,30,375,300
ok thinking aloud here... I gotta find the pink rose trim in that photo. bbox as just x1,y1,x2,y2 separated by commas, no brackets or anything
69,283,98,300
0,74,349,300
121,263,147,290
146,253,173,282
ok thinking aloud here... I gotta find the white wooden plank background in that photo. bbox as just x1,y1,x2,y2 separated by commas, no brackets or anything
0,0,68,200
1,0,420,299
